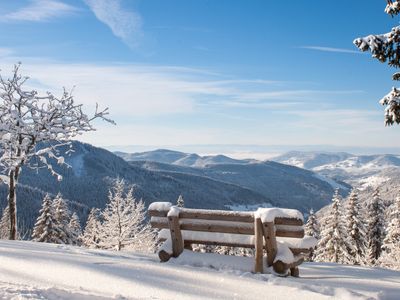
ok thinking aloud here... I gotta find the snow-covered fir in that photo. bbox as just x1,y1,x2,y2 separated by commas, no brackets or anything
31,194,61,244
53,193,74,245
345,189,367,265
314,189,355,264
81,208,102,249
366,188,386,265
69,212,82,246
304,208,319,261
176,194,185,208
380,194,400,270
98,179,155,252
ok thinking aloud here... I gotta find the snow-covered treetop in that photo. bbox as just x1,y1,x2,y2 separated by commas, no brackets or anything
353,2,400,126
386,1,400,16
0,63,115,180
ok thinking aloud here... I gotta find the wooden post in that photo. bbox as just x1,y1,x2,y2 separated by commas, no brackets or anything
168,215,184,257
158,238,173,262
254,217,264,273
290,267,300,277
262,222,278,267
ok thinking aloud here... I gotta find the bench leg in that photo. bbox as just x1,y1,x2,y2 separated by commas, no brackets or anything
168,215,184,257
254,218,264,273
184,242,193,250
290,267,300,277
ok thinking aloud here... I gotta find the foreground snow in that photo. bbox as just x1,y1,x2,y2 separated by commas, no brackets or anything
0,241,399,300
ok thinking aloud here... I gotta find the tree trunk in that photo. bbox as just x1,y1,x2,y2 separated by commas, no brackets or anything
8,170,17,240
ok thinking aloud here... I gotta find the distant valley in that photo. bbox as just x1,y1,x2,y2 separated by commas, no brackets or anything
271,151,400,203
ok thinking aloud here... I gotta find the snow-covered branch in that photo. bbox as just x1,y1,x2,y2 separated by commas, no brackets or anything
385,0,400,16
0,63,115,178
379,87,400,125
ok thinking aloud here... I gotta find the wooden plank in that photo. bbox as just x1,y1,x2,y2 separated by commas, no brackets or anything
262,222,278,267
148,210,168,217
176,239,254,248
149,208,254,222
254,217,264,273
151,217,255,235
168,215,184,257
178,209,254,223
274,217,303,226
180,222,253,234
149,208,304,226
275,228,304,238
290,248,311,255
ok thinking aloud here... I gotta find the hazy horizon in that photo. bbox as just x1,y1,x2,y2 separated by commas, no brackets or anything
101,143,400,160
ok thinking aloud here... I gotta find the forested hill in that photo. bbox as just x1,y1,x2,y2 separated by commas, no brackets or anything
1,142,345,230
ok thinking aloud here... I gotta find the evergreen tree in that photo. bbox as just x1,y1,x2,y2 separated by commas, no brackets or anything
354,1,400,125
314,189,355,264
0,206,10,239
366,188,386,265
53,193,73,244
81,208,102,249
345,189,367,265
69,212,82,246
380,195,400,269
176,194,184,208
304,208,319,261
32,194,61,243
99,179,155,252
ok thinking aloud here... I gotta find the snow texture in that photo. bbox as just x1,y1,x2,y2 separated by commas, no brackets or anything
167,206,181,217
148,201,173,211
0,240,399,300
255,207,303,223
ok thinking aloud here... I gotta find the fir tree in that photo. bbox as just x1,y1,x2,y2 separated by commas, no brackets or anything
345,189,367,265
81,208,102,249
0,206,10,239
53,193,73,244
314,189,355,264
304,208,319,261
69,212,82,246
380,195,400,269
354,1,400,125
32,194,61,243
176,194,184,208
366,188,386,265
99,179,155,252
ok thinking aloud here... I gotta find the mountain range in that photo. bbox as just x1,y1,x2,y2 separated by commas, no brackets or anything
0,144,345,231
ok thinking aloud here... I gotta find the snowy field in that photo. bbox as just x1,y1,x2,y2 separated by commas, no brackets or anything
0,241,399,300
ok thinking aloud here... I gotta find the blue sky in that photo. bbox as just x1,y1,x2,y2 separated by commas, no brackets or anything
0,0,399,156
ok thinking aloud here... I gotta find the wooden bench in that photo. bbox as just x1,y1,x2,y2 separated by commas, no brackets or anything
148,202,317,277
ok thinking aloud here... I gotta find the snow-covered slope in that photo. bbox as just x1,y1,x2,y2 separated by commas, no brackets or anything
272,151,400,190
0,240,399,300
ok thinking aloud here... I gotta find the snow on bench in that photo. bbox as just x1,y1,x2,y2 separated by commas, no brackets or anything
148,203,317,277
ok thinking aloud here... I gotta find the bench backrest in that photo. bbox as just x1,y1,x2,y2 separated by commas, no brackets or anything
148,202,305,248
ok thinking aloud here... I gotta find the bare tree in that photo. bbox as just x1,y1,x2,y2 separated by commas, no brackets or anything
0,63,114,239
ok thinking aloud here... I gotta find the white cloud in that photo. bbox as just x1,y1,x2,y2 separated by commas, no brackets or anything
299,46,362,54
84,0,143,48
3,0,78,22
0,56,394,148
0,48,13,57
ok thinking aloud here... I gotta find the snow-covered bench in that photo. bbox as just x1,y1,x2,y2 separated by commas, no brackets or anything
148,202,317,277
